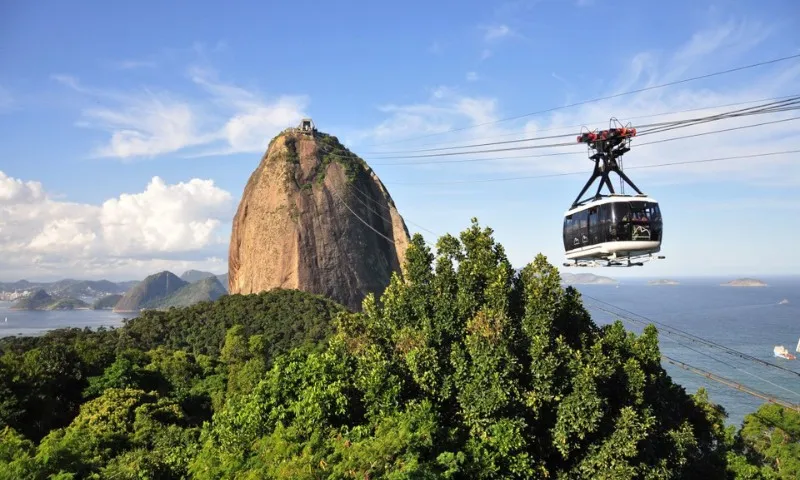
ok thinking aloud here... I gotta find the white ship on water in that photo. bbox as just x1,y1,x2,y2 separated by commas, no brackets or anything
773,344,797,360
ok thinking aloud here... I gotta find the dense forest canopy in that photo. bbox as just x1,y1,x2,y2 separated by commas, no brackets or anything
0,219,797,479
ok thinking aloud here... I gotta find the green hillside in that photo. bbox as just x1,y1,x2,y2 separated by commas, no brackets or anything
46,297,90,310
113,271,187,312
10,289,54,310
92,294,123,310
144,276,227,310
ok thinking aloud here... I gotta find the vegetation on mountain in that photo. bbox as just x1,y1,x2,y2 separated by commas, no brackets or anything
180,270,218,283
46,297,90,310
144,276,227,310
9,290,88,310
10,289,54,310
0,220,794,478
92,294,123,310
113,271,187,312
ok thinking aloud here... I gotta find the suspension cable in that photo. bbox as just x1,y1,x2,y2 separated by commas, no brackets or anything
361,53,800,148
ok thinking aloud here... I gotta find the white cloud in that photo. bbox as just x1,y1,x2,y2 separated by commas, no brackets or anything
0,171,45,204
53,67,308,160
466,71,479,82
114,59,157,70
483,24,512,41
0,172,234,281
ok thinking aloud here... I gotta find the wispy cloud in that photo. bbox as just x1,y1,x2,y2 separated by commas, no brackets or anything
53,64,308,160
114,59,157,70
482,24,513,41
466,71,479,82
352,23,800,188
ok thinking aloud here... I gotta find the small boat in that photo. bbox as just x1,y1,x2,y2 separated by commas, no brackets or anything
774,345,796,360
796,337,800,354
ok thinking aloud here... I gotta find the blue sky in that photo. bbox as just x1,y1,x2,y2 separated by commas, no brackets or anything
1,0,799,281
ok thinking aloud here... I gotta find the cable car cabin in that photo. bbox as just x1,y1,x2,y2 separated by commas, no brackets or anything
563,195,662,262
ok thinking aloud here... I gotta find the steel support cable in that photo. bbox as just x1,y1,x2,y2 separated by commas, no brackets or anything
327,188,397,244
585,301,800,400
382,149,800,185
361,95,800,156
310,105,800,166
636,98,800,136
361,52,800,148
368,117,800,167
362,93,800,153
346,183,441,237
366,106,800,162
663,355,800,412
583,295,800,379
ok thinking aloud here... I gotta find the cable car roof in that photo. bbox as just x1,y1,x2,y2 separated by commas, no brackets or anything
564,194,659,216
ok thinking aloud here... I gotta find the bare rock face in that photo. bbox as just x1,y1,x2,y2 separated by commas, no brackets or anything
228,127,411,311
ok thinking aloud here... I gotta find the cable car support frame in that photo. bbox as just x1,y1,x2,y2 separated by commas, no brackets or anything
565,120,665,268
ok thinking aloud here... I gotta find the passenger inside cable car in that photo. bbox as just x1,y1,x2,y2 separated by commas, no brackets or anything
563,200,662,252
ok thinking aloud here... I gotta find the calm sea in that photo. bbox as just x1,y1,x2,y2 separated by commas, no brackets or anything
1,277,798,426
0,303,133,337
574,275,800,426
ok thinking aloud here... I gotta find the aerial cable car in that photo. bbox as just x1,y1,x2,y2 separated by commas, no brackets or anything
563,120,665,267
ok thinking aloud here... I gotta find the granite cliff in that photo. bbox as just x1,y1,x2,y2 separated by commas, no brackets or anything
228,121,410,311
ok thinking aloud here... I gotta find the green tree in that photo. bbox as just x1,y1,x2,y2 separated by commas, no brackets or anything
727,403,800,479
192,219,729,479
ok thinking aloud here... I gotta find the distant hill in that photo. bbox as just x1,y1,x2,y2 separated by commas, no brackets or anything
47,297,90,310
116,280,140,291
145,276,227,310
648,279,680,286
560,272,618,285
48,279,125,298
11,289,54,310
180,270,218,283
113,271,188,312
0,278,132,301
10,289,89,310
92,294,123,310
721,278,767,287
216,273,228,292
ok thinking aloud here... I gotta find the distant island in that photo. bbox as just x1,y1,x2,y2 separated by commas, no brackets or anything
10,289,90,311
560,272,618,285
648,279,680,286
720,278,768,287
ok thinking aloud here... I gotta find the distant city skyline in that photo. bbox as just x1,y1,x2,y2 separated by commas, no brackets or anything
1,0,799,281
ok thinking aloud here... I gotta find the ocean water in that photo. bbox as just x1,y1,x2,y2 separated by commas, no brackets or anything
0,302,132,337
1,277,798,426
573,275,800,426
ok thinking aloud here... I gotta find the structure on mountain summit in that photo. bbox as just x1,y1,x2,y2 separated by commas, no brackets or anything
227,123,410,311
298,117,316,136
